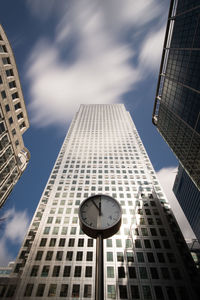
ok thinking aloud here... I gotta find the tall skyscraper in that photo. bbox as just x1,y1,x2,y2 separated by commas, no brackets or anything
0,24,30,207
152,0,200,190
173,165,200,241
0,104,198,299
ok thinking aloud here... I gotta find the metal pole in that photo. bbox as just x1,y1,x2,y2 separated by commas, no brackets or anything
95,234,104,300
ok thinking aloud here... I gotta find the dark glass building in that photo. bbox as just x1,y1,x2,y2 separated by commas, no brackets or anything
152,0,200,190
173,165,200,241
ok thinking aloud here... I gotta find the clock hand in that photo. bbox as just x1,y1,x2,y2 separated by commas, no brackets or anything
93,200,100,211
99,200,101,216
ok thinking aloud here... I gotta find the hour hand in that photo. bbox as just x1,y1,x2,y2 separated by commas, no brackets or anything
93,200,100,211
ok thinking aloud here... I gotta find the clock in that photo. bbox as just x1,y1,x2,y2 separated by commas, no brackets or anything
79,194,122,239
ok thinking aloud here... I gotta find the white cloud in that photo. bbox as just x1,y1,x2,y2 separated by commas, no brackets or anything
0,208,29,266
139,26,166,71
157,167,196,240
25,0,167,127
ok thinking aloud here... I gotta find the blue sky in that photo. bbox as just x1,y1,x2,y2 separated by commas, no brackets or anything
0,0,195,266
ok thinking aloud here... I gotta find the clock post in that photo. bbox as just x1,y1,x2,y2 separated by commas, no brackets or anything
78,194,122,300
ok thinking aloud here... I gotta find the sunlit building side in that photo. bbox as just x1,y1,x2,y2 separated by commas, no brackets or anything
0,24,30,208
0,104,198,299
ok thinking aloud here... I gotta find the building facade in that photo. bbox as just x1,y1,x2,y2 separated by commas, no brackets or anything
173,165,200,241
0,24,30,207
0,104,198,299
152,0,200,190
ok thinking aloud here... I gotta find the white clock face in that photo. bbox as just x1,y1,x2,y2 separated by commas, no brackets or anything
80,195,121,230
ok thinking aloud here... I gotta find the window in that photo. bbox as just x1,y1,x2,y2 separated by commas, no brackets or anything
48,284,57,297
154,286,164,300
9,80,16,89
5,104,10,112
135,240,142,248
59,238,66,247
153,240,161,249
116,239,122,247
157,253,165,263
56,251,63,261
172,268,181,279
74,266,82,277
118,267,125,278
49,238,56,246
6,69,14,77
107,285,116,299
117,252,124,262
144,240,151,248
85,266,92,277
12,92,19,100
66,251,73,261
0,45,7,53
167,253,176,263
0,122,5,134
53,227,59,235
139,267,148,279
150,267,159,279
1,90,6,99
52,266,60,277
45,251,53,261
60,284,68,297
8,116,13,124
31,265,39,276
119,285,128,299
131,285,140,299
137,252,144,262
161,267,170,279
125,239,132,248
163,240,171,249
84,285,92,298
2,57,11,65
76,251,83,261
68,238,75,247
88,239,93,247
6,285,16,297
147,252,155,263
107,239,112,247
86,252,93,261
128,267,136,278
35,251,43,261
107,266,114,278
63,266,71,277
78,238,84,246
150,228,157,236
166,287,177,300
126,252,134,262
72,284,80,297
12,128,16,136
43,227,50,234
36,284,45,297
24,284,34,297
70,227,76,234
40,238,47,247
41,265,49,277
142,286,152,299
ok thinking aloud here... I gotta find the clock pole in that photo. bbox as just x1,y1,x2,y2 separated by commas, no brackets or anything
95,234,104,300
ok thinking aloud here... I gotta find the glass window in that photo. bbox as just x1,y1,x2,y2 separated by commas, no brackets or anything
119,285,128,299
72,285,80,297
107,239,112,247
74,266,82,277
41,265,49,277
131,285,140,299
59,238,66,247
139,267,148,279
60,284,68,297
68,238,75,247
154,286,164,300
70,227,77,234
116,239,122,247
66,251,73,261
166,287,177,300
78,238,84,247
48,284,57,297
161,267,170,279
85,266,92,277
46,251,53,261
128,267,136,278
35,251,43,261
142,286,152,299
43,227,50,234
24,284,34,297
117,252,124,262
88,239,93,247
40,238,47,247
118,267,125,278
84,285,92,298
157,253,165,263
137,252,144,262
135,240,142,248
36,284,45,297
52,266,60,277
107,285,116,299
49,238,56,246
107,266,114,278
56,251,63,261
126,252,134,262
76,251,83,261
150,267,159,279
63,266,71,277
86,252,93,261
31,265,39,276
144,240,151,248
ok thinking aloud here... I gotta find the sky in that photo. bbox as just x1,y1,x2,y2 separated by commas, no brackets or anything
0,0,196,266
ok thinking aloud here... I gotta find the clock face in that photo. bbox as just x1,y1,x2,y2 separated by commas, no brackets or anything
79,194,122,238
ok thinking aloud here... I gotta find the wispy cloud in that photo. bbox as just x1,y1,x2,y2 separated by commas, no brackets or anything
26,0,167,127
157,167,196,240
0,208,29,266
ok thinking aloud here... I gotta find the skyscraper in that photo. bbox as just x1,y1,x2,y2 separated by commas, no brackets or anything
0,24,30,207
0,104,198,299
173,164,200,241
152,0,200,190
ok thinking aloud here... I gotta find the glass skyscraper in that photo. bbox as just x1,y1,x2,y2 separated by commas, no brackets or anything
152,0,200,190
0,104,198,299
